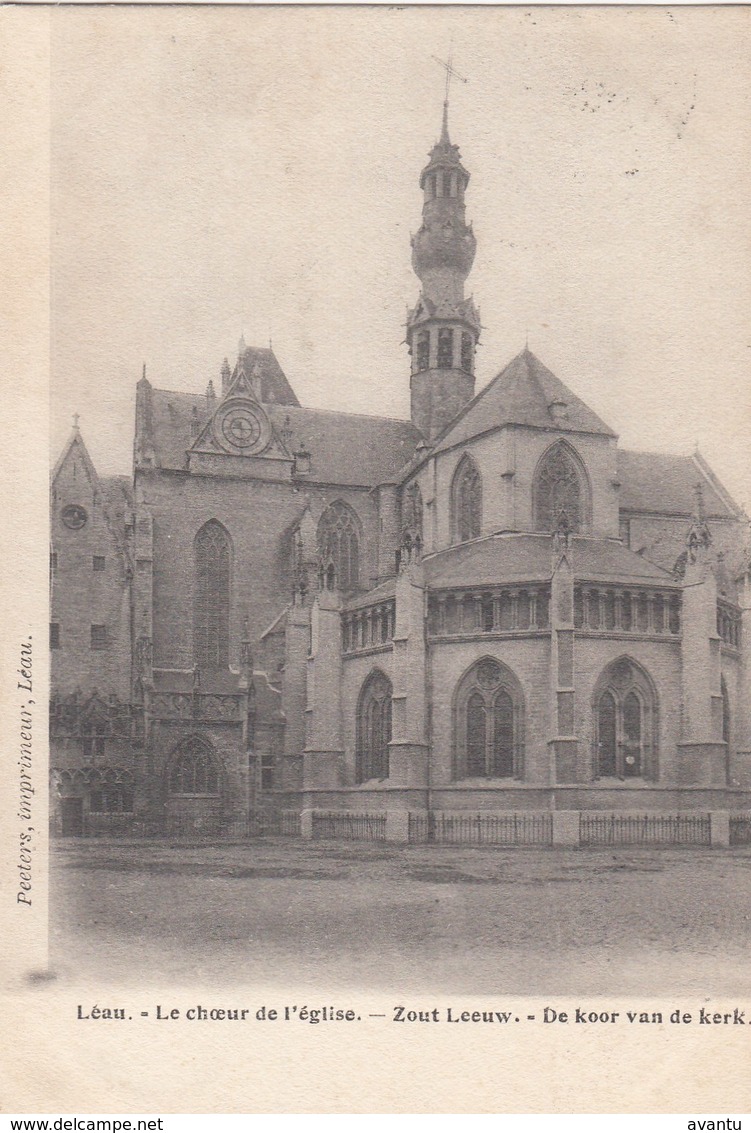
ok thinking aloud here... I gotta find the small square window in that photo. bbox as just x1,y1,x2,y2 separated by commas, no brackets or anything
50,623,60,649
136,558,150,573
90,624,108,650
50,552,58,573
93,556,106,572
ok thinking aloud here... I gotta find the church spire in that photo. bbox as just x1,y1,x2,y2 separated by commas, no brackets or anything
440,98,450,145
406,89,481,440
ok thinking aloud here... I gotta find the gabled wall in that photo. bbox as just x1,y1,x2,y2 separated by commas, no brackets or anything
416,425,620,550
50,436,132,699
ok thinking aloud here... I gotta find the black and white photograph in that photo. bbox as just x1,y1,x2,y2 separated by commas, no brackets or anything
3,3,751,1115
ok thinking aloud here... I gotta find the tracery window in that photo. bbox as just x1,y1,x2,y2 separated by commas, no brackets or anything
594,658,657,780
317,501,361,592
452,455,482,543
169,738,220,795
356,671,392,782
454,658,524,779
194,520,231,670
534,442,586,534
437,328,454,369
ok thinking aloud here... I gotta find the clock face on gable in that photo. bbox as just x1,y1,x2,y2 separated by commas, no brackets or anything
212,398,271,456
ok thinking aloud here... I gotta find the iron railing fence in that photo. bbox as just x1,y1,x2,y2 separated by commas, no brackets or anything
729,814,751,846
579,812,710,846
56,807,742,847
162,809,302,840
408,811,553,846
311,811,387,842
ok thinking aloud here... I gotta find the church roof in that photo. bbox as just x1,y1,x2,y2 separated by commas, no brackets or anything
616,450,740,518
233,347,300,407
269,405,421,487
343,577,397,611
423,533,676,590
430,348,617,456
147,388,421,487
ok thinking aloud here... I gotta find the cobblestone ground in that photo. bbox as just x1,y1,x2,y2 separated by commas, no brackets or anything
50,839,751,996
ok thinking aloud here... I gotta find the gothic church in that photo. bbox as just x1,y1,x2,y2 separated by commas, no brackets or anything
50,103,751,837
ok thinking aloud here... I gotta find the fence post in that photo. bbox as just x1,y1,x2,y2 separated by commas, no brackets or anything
386,810,410,843
300,809,314,840
710,811,730,848
552,810,580,848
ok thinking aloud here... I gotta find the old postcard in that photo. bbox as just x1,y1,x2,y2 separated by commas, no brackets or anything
2,3,750,1115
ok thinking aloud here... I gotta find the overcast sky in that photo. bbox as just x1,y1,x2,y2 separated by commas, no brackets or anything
51,6,751,509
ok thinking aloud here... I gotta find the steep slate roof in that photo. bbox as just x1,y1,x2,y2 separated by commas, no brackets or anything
147,387,421,487
268,404,421,487
233,347,300,407
430,348,616,456
423,533,675,589
617,450,740,518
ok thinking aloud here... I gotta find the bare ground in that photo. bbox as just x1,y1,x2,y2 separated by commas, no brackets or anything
50,838,751,996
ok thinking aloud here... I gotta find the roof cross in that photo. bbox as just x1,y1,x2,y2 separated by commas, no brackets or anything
431,50,468,104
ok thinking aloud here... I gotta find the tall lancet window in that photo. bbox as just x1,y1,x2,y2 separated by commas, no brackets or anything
356,671,392,782
533,441,587,534
194,520,231,670
454,658,524,780
593,657,658,780
317,501,361,592
452,455,482,543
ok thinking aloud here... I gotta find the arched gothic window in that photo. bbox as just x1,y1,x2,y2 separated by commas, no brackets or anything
169,738,220,795
594,657,657,780
454,658,524,779
533,442,587,534
317,501,361,592
452,455,482,543
356,671,392,782
194,520,231,670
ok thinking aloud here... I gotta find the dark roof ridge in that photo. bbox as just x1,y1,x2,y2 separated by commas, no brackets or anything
272,403,413,426
150,386,413,428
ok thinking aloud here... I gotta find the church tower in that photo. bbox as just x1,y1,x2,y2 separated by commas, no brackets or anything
407,101,481,440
